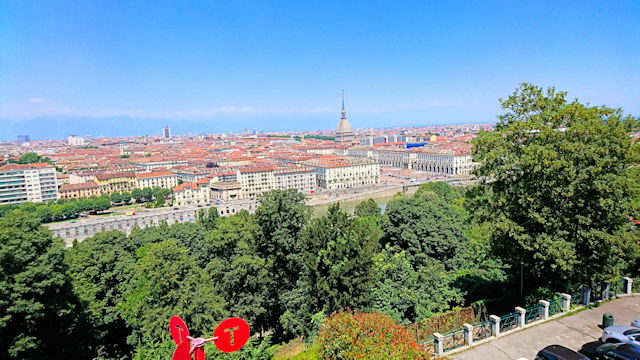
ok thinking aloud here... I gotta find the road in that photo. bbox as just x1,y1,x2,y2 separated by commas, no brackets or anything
452,296,640,360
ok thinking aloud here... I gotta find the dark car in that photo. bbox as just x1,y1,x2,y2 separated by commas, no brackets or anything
579,342,640,360
536,345,589,360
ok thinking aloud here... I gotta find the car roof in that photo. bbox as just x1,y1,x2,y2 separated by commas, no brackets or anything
540,345,588,359
604,325,639,332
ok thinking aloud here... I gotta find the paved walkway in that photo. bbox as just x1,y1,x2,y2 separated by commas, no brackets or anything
451,295,640,360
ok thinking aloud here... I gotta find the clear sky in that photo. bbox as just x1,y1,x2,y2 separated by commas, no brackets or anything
0,1,638,139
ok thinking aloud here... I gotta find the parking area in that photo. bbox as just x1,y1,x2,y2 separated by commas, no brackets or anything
452,296,640,360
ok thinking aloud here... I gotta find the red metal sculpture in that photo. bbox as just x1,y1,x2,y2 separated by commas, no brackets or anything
170,315,250,360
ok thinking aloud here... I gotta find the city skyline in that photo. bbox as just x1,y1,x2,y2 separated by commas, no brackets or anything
1,1,638,139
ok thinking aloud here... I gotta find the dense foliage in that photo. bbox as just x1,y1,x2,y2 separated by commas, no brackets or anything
473,83,640,293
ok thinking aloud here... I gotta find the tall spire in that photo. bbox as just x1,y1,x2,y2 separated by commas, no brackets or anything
341,89,347,119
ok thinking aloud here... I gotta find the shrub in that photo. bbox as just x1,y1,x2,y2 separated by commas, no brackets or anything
316,310,430,360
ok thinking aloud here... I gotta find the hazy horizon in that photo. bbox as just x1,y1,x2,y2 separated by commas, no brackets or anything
1,1,638,140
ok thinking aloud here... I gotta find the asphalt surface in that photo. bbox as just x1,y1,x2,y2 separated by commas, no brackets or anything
451,295,640,360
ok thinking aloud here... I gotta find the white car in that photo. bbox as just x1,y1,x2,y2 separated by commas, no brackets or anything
632,318,640,328
602,325,640,346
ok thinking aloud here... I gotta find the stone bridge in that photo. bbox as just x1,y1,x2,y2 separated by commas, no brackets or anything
47,200,258,247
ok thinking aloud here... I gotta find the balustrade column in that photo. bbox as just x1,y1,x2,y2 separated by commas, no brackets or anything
601,282,610,300
489,315,500,337
463,323,473,346
433,333,444,356
624,277,634,295
515,307,526,328
560,293,571,311
539,300,550,320
582,286,591,305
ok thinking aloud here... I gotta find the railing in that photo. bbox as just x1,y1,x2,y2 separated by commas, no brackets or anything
500,312,519,333
472,320,492,341
549,297,563,316
571,290,583,307
422,339,435,356
525,304,542,324
430,276,638,356
441,328,466,352
610,278,625,297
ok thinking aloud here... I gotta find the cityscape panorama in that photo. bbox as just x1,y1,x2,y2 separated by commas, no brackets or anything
1,2,639,360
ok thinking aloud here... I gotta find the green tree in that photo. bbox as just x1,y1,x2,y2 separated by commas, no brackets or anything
17,152,52,164
120,239,227,347
141,187,153,202
472,83,640,291
204,213,269,333
253,190,311,339
131,188,144,203
369,246,463,325
110,191,123,204
382,195,468,270
0,211,88,359
414,181,463,202
293,204,378,335
155,196,165,207
197,207,219,231
121,191,132,204
35,205,53,223
94,197,111,212
66,231,136,358
354,198,382,218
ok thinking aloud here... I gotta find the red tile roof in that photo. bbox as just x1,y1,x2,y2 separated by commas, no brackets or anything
0,163,55,171
135,171,176,179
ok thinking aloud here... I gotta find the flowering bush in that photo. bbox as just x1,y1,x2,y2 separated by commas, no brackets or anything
316,310,431,359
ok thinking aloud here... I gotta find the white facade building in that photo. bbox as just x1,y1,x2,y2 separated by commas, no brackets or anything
299,157,380,190
0,163,58,205
172,178,211,207
136,171,179,189
274,166,316,193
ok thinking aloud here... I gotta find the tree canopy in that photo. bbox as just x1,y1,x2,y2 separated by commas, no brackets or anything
472,83,640,290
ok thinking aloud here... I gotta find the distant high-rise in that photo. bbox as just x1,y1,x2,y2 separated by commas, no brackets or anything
17,135,30,144
335,90,355,143
163,124,171,138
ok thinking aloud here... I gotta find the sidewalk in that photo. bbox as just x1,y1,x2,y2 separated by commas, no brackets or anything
451,296,640,360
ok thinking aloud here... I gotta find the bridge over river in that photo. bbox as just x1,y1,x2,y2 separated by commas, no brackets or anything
448,295,640,360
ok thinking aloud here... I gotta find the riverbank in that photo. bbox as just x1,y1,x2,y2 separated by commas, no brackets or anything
310,184,420,217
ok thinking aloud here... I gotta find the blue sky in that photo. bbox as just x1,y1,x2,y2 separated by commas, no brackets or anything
0,1,638,139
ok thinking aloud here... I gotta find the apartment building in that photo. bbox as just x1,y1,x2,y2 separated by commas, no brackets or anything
237,165,276,199
94,171,137,193
58,182,100,199
172,178,211,207
210,181,243,202
299,157,380,190
135,171,179,189
274,166,316,193
0,163,58,205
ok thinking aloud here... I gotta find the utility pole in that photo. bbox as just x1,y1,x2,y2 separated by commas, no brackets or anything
520,261,524,302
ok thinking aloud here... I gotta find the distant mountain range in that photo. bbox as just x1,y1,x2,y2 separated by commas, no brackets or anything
0,115,334,141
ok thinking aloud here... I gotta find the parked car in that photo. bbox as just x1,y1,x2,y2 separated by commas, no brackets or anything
535,345,589,360
632,319,640,328
579,342,640,360
601,325,640,346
